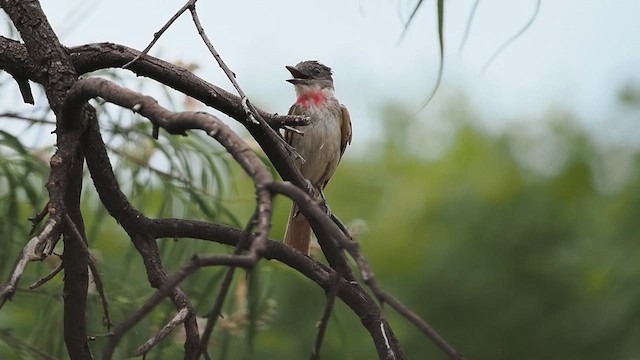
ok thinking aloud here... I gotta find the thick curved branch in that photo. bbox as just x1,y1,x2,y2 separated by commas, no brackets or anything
62,79,272,358
77,119,409,360
62,77,274,256
66,42,357,282
62,83,202,357
72,106,411,360
0,37,309,189
69,42,314,195
152,219,407,360
0,1,93,358
0,38,360,271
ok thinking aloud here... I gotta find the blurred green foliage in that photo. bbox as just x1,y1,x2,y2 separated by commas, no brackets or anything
1,92,640,360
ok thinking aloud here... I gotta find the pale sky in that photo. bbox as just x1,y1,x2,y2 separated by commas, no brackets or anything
3,0,640,151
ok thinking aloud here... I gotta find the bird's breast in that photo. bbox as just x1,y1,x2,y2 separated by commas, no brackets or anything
289,101,343,187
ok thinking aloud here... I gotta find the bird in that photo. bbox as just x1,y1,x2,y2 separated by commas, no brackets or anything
282,60,352,255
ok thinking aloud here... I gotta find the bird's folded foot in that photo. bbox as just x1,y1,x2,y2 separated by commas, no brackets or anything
303,179,315,196
319,189,332,216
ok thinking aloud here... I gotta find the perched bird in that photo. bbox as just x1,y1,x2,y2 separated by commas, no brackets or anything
283,60,352,254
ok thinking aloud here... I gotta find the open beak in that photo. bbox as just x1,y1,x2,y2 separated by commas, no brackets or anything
286,65,310,84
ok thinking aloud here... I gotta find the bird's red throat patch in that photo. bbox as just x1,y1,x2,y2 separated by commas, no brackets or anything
296,91,326,108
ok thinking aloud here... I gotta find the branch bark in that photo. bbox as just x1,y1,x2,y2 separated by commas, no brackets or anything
0,1,93,358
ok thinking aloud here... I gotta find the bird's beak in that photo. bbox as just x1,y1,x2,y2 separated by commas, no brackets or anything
286,65,310,84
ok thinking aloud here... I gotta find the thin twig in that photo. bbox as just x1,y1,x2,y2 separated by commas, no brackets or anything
376,288,465,360
330,213,353,240
29,260,62,289
188,4,252,122
331,218,465,359
88,256,112,330
0,112,54,126
102,253,255,359
267,181,356,279
0,219,61,309
134,307,190,356
282,125,304,135
267,181,463,359
188,4,304,159
28,202,50,235
122,0,198,69
196,212,258,357
311,271,341,360
0,328,57,360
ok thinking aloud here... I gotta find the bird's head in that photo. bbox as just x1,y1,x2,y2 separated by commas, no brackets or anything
286,61,335,107
286,60,334,90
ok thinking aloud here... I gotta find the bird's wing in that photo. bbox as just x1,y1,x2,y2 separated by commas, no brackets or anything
285,104,305,144
339,104,353,157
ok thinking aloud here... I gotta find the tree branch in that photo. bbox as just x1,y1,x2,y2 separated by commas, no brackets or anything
134,307,190,357
0,2,97,357
311,271,341,360
102,253,256,359
186,2,300,156
0,219,61,308
196,214,259,357
122,0,197,69
62,77,275,257
0,15,463,358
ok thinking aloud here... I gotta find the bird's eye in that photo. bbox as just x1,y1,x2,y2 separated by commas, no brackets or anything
312,67,321,75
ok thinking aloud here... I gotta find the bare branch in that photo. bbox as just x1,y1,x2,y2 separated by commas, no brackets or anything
368,282,466,360
188,3,303,159
29,259,62,290
197,215,257,357
102,253,255,358
7,71,34,104
58,77,274,358
134,307,190,357
0,38,311,195
122,0,197,69
88,256,112,330
334,222,465,358
62,77,274,257
265,181,404,359
61,213,93,359
311,272,341,360
267,181,356,279
77,105,203,358
188,3,252,122
28,202,50,235
0,219,61,308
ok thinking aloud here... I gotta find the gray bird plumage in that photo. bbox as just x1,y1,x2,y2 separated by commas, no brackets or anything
282,60,352,254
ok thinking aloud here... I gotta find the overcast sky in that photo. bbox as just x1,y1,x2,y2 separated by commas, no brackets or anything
4,0,640,150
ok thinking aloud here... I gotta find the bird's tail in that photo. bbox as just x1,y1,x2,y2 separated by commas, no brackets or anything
283,204,311,255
